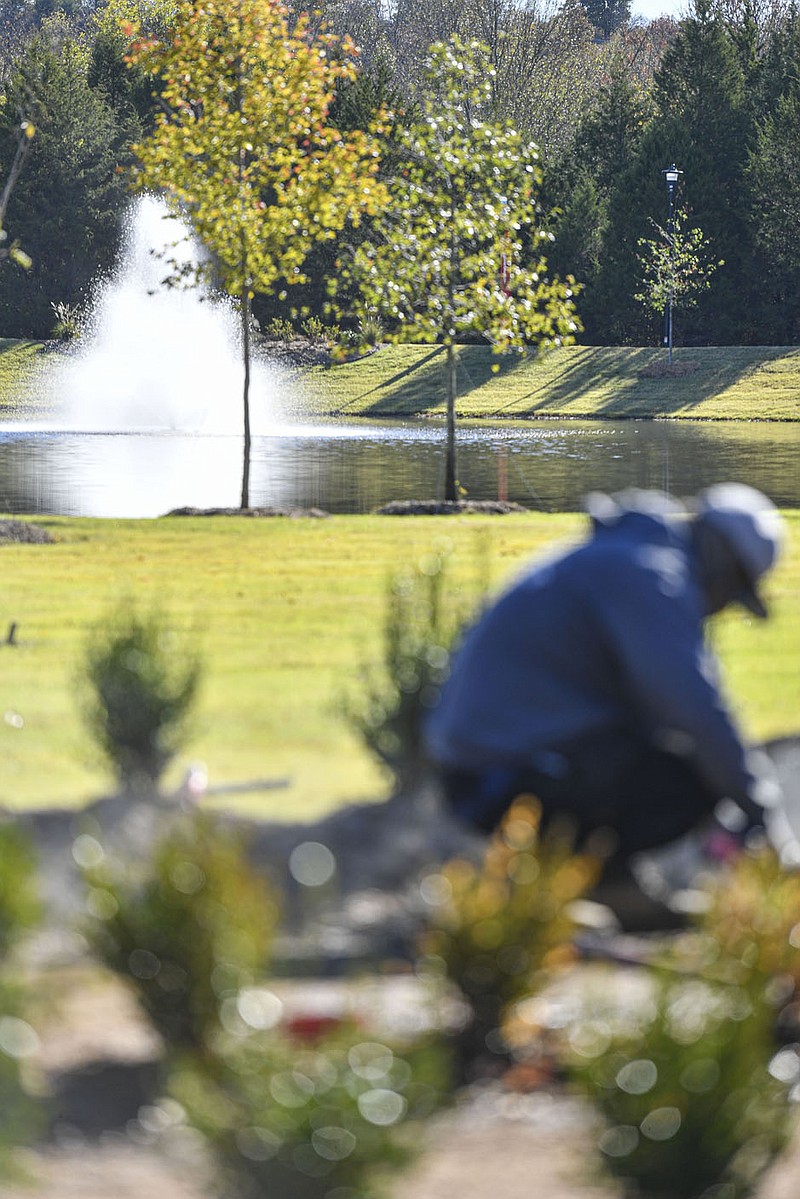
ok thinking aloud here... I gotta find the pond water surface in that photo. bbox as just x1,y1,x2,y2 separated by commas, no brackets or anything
0,417,798,518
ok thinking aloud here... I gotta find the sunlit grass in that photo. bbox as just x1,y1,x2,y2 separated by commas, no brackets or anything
302,344,800,422
5,341,800,423
0,512,797,817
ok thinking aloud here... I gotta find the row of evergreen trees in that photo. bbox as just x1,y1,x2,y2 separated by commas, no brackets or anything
1,0,800,345
545,0,800,346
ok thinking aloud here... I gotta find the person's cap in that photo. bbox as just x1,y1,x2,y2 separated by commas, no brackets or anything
693,483,784,618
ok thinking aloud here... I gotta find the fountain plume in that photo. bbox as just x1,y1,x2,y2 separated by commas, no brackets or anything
55,194,282,435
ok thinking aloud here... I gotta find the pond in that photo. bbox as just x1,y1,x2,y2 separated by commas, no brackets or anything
0,416,798,518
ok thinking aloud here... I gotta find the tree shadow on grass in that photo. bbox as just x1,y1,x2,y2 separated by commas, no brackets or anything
337,344,531,417
329,343,800,421
500,346,796,419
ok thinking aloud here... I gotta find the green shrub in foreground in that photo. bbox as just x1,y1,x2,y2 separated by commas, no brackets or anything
171,1023,449,1199
84,810,450,1199
567,971,793,1199
82,605,202,791
420,797,601,1078
344,552,476,792
83,812,279,1055
0,824,43,1177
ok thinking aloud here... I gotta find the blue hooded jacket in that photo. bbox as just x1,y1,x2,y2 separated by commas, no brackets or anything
425,493,757,808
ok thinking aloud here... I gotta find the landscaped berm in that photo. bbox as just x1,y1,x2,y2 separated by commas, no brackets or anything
301,343,800,422
5,339,800,422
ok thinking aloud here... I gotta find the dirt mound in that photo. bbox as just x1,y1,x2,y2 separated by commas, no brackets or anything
376,499,529,516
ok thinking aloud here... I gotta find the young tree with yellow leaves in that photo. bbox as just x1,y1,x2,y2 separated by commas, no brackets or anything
126,0,385,507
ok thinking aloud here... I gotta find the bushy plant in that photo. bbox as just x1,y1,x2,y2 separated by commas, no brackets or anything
301,315,340,345
170,1023,449,1199
0,824,43,1176
82,605,202,790
345,553,473,792
83,811,449,1199
83,812,279,1054
0,822,41,958
357,309,383,348
420,798,601,1075
672,846,800,999
567,970,794,1199
263,316,296,341
49,299,84,341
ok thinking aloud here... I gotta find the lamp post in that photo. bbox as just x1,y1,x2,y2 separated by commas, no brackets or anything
662,163,682,365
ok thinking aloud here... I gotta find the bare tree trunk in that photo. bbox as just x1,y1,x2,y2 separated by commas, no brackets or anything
240,287,252,510
444,342,457,502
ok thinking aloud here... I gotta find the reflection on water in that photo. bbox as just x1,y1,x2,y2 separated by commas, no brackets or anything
0,418,798,517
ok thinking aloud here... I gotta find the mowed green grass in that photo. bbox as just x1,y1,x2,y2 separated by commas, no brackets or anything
1,512,798,816
301,344,800,422
6,340,800,422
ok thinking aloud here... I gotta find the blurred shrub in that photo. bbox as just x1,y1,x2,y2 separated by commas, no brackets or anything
82,605,202,790
0,823,43,1176
301,315,341,346
420,798,601,1076
83,812,279,1054
567,970,794,1199
170,1023,449,1199
672,847,800,1008
0,822,41,958
345,553,475,792
84,810,449,1198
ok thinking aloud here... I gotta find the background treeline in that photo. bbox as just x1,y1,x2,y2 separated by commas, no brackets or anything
1,0,799,346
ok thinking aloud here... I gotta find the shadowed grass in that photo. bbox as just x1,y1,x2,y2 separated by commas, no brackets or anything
0,512,797,817
6,341,800,422
303,344,800,421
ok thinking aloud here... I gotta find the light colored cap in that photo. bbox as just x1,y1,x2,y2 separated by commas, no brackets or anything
694,483,784,618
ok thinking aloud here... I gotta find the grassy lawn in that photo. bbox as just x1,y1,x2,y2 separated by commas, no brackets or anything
0,340,53,417
301,344,800,422
1,511,798,816
5,340,800,422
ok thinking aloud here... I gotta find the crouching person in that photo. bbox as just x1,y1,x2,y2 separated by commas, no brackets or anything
424,485,785,900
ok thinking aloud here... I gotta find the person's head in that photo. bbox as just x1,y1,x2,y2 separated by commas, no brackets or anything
690,483,785,618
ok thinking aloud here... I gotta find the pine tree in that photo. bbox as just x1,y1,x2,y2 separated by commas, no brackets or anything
0,18,133,336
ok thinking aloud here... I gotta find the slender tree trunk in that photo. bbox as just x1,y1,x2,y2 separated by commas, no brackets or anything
240,286,252,510
444,342,457,502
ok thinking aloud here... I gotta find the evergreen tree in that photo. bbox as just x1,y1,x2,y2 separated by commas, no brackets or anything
590,1,756,344
650,0,753,342
0,19,133,336
545,58,652,340
747,90,800,341
580,0,630,40
736,5,800,341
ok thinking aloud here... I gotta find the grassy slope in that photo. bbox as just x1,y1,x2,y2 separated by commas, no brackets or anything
1,512,798,816
0,340,51,415
5,340,800,421
301,344,800,422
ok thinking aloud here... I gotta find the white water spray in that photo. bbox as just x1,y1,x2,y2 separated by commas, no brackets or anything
54,194,283,434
